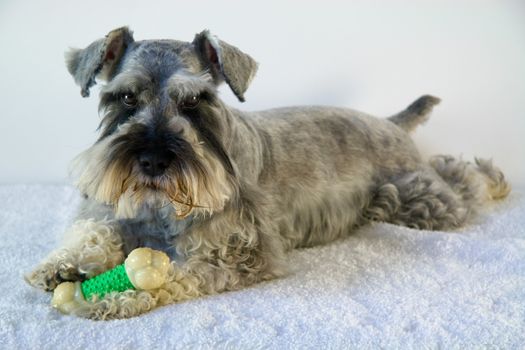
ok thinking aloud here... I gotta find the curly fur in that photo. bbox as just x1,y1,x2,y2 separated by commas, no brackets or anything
25,219,124,291
364,156,510,230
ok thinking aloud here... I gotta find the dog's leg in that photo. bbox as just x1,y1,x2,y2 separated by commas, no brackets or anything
77,245,281,320
25,219,124,291
365,169,470,230
365,156,510,230
70,264,202,320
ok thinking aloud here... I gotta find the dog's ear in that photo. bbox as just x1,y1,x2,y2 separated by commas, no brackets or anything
65,27,134,97
193,30,258,102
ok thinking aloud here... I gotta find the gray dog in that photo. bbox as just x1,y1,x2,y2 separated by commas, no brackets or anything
26,27,510,319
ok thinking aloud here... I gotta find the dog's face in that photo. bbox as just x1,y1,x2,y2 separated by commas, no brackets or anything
67,27,257,219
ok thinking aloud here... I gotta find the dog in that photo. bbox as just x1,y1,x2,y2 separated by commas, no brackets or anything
25,27,510,320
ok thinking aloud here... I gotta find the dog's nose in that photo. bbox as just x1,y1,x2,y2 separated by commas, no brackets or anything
138,151,172,177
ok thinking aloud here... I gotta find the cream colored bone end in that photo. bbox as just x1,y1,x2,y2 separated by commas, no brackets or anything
51,281,84,314
125,248,170,290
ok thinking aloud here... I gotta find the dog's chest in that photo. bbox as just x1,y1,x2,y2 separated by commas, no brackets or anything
117,207,192,260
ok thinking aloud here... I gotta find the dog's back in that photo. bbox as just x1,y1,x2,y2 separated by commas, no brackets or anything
240,100,426,248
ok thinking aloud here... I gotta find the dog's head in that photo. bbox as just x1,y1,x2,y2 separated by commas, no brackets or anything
67,27,257,219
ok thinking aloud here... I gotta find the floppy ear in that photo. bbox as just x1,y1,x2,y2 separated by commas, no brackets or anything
65,27,134,97
193,30,258,102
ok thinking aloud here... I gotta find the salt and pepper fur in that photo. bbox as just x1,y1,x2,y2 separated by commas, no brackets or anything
26,27,510,320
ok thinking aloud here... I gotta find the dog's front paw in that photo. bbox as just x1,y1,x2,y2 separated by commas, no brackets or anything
25,262,84,292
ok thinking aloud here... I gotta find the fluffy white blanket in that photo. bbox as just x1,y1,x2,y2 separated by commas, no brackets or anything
0,185,523,349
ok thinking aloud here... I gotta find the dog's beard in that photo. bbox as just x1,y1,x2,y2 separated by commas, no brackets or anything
112,170,195,219
71,135,235,219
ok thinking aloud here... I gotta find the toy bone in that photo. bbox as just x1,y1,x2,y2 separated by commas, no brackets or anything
51,247,170,314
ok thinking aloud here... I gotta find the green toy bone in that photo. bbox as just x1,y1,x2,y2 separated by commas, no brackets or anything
51,247,170,314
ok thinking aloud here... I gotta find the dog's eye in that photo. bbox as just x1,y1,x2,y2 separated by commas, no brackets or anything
121,93,138,108
181,95,200,110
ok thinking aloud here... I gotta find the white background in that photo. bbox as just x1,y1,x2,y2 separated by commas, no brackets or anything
0,0,524,186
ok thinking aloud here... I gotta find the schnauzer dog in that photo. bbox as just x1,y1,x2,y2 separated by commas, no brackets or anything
26,27,510,319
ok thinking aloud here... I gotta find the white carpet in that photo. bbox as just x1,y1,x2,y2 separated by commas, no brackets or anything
0,184,524,349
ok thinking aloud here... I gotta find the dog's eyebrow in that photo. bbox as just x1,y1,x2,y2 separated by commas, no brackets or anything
166,72,215,100
101,70,152,95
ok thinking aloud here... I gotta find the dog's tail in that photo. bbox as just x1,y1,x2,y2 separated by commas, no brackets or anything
388,95,441,132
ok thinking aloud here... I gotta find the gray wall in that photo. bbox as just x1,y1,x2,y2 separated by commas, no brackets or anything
1,0,524,186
